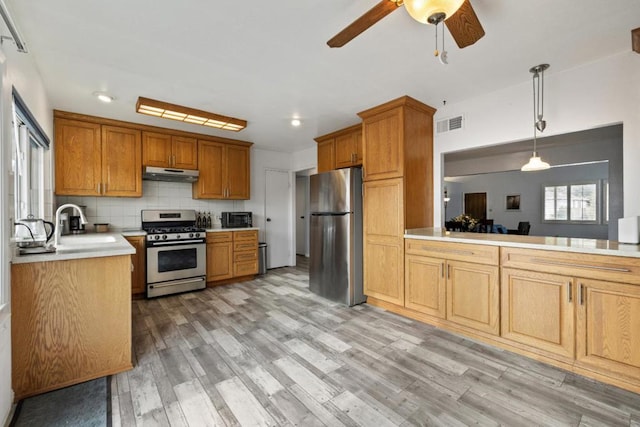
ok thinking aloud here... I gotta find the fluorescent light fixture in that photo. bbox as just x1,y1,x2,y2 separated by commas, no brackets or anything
136,97,247,132
291,119,301,127
93,91,114,103
0,0,27,53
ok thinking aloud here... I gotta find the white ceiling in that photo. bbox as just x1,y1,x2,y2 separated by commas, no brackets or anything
7,0,640,153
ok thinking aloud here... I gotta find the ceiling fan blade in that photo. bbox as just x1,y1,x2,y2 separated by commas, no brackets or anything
327,0,401,48
445,0,485,49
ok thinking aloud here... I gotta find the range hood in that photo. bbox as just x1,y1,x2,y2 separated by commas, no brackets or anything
143,166,199,183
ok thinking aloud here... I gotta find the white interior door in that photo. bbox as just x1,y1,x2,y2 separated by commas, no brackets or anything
295,175,309,255
265,169,291,268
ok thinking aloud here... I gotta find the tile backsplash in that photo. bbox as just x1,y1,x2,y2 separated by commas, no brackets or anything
56,180,245,230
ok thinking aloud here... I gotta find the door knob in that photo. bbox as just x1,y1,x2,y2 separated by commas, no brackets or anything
300,216,305,219
266,218,272,222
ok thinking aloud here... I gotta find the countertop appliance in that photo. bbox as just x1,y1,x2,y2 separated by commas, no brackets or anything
142,209,207,298
309,168,365,306
14,215,55,248
221,211,252,228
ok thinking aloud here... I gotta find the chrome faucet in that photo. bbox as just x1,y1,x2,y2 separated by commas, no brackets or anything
54,204,88,248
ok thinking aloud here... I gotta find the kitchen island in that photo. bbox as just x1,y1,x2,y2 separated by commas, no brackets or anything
368,228,640,393
11,233,135,399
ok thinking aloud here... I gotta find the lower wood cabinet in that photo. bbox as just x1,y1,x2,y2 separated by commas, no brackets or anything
501,268,575,359
575,278,640,381
207,230,258,283
206,232,233,282
11,256,132,399
404,254,446,318
124,235,146,295
447,260,499,335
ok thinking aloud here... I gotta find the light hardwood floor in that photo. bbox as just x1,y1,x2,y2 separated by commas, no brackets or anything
112,257,640,426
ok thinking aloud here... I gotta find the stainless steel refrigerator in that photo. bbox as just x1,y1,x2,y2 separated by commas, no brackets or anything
309,168,366,306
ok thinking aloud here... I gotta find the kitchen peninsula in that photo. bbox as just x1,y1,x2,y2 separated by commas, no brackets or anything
11,234,135,399
382,228,640,394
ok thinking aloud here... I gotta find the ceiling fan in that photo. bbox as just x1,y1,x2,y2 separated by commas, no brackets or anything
327,0,485,49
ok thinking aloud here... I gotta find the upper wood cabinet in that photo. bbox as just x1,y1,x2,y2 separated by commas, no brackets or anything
315,124,362,172
193,140,250,200
316,139,335,173
55,118,142,197
358,96,436,182
142,132,197,169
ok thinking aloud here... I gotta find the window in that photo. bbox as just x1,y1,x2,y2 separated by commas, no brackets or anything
543,182,599,223
11,88,49,221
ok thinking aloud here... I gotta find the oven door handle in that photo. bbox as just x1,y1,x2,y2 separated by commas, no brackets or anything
149,277,205,289
148,239,205,246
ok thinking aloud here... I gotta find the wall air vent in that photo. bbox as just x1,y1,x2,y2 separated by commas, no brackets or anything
436,115,464,134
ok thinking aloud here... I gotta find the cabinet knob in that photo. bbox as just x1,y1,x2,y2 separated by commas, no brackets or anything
266,218,272,222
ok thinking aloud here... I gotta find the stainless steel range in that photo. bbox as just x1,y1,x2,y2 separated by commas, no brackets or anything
142,209,207,298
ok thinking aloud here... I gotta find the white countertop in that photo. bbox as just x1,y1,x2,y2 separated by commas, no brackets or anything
12,232,136,264
206,227,259,232
405,228,640,258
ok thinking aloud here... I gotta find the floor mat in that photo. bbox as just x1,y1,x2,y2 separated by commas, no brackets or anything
10,377,110,427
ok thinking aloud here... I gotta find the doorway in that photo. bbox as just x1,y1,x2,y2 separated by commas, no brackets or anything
464,192,487,219
265,169,291,268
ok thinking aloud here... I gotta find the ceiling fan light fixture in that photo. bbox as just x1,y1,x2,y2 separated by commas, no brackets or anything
403,0,465,24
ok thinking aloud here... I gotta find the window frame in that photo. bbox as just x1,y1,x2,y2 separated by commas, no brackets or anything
542,180,601,225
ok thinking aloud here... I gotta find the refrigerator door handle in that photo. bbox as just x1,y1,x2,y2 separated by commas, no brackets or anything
310,212,350,216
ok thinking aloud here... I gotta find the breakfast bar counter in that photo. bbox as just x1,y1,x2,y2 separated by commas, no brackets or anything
405,227,640,258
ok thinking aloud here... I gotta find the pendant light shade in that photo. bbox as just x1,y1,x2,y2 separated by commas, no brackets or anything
521,154,550,172
404,0,465,24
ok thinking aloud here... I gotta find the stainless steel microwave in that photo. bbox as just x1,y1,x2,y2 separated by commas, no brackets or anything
221,212,252,228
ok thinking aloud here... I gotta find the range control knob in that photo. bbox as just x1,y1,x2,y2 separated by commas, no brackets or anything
189,233,194,238
162,235,168,240
154,235,160,240
195,233,200,238
176,234,181,239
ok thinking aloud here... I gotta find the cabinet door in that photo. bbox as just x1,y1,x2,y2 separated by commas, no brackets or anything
354,128,363,165
316,139,335,172
172,136,198,169
226,144,250,199
501,268,575,359
125,236,146,295
576,278,640,379
54,119,102,196
194,140,225,199
363,179,404,305
405,254,446,318
335,132,358,169
102,126,142,197
446,260,499,335
142,132,172,167
362,108,402,181
207,242,233,282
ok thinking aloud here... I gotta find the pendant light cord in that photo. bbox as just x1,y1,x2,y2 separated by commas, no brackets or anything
532,72,538,154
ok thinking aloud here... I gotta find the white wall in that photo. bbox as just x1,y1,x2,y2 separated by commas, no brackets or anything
433,51,640,228
1,36,53,425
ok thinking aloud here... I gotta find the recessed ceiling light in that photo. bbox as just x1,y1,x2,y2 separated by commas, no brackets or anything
93,91,114,103
291,119,301,127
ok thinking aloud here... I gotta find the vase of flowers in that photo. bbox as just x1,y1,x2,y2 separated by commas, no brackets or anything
450,214,478,232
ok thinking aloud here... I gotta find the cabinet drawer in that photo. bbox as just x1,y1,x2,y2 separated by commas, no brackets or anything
234,241,257,251
501,247,640,285
206,232,232,243
405,239,499,266
234,250,257,262
234,230,258,242
234,260,258,276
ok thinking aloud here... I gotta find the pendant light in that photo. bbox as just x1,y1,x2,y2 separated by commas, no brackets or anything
521,64,550,172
